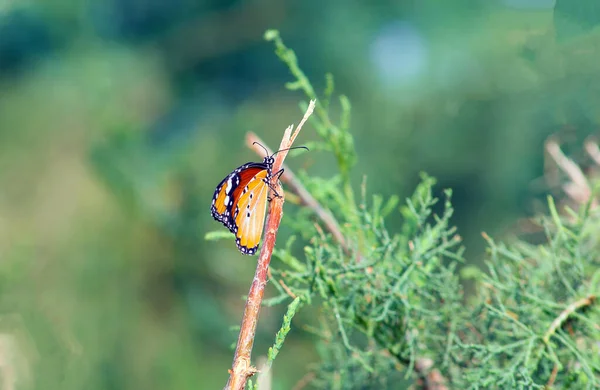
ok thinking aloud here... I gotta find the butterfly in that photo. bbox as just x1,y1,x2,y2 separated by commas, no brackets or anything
211,143,308,255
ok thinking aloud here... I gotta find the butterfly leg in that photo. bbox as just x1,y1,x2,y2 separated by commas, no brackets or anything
273,168,285,181
267,168,285,201
267,187,282,201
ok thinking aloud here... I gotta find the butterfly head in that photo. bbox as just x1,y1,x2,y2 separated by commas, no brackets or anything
263,155,275,168
253,142,309,167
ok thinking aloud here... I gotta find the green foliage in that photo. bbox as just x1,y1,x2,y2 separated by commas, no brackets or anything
448,197,600,389
264,29,356,183
272,175,463,388
267,297,302,367
259,30,600,389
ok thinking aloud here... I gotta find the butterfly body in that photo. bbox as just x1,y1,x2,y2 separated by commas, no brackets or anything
211,156,276,255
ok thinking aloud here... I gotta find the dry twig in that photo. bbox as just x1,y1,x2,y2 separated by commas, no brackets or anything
545,138,598,208
224,100,315,390
543,294,596,345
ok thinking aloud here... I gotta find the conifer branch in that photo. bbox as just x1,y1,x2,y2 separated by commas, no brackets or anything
247,128,450,390
224,100,315,390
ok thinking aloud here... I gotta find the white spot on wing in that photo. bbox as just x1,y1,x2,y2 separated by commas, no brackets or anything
225,177,233,194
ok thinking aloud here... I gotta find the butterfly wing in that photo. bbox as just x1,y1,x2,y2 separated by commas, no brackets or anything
211,174,236,227
232,169,270,255
211,163,267,232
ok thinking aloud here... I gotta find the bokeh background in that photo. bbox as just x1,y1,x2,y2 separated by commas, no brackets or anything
1,0,599,389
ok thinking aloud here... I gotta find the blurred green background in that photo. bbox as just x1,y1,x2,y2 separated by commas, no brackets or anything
1,0,599,389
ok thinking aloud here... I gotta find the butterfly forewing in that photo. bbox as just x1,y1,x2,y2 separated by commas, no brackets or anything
230,166,267,205
211,176,236,225
232,170,270,255
211,163,267,232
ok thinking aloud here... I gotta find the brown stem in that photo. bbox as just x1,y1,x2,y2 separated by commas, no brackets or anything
546,363,559,388
224,100,315,390
543,294,596,344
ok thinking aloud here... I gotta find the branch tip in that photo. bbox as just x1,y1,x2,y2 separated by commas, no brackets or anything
225,102,315,390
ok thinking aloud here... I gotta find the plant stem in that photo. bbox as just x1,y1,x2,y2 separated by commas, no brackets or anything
224,100,315,390
543,294,596,345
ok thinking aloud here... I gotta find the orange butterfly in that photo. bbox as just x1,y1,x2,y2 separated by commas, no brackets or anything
211,143,307,255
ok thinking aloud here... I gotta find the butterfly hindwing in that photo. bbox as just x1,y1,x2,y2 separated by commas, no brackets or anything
232,169,270,255
211,172,239,230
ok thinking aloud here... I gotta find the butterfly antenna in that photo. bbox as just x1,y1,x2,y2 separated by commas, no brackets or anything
271,145,309,156
253,141,270,157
